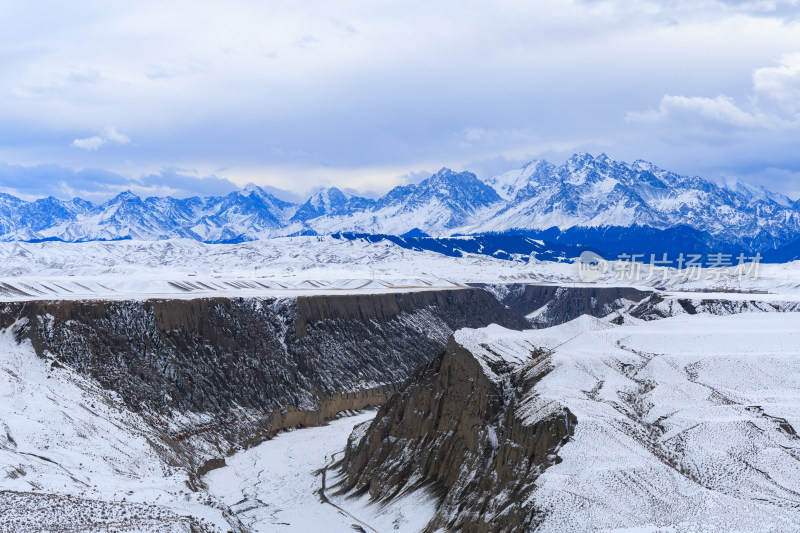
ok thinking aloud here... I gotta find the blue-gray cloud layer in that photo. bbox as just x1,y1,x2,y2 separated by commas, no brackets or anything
1,0,800,199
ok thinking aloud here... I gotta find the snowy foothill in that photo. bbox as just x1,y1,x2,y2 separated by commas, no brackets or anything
453,312,800,531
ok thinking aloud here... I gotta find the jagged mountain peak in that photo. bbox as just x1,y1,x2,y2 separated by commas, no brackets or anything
433,166,457,177
109,190,141,202
562,151,629,176
379,168,496,205
240,184,263,195
631,158,658,172
309,186,350,205
563,151,621,172
717,175,793,207
421,167,481,187
234,185,286,203
521,158,552,170
413,168,500,204
567,151,594,163
291,186,373,223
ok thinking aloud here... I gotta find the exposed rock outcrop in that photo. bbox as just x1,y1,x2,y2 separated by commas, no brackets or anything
337,330,575,532
628,292,800,320
479,283,651,327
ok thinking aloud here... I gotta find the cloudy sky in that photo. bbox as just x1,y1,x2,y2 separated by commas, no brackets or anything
1,0,800,201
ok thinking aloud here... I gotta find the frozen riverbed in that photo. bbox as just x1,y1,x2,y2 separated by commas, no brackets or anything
204,411,437,532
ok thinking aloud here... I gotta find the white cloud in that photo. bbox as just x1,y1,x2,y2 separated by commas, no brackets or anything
626,54,800,135
102,126,131,145
626,94,782,129
71,136,106,151
753,53,800,112
461,128,496,143
72,127,131,151
456,127,541,151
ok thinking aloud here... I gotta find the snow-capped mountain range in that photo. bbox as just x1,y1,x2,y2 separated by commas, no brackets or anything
2,153,799,253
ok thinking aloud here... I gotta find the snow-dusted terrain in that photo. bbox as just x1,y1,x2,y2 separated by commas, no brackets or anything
2,236,800,302
0,325,240,532
446,313,800,531
3,229,800,531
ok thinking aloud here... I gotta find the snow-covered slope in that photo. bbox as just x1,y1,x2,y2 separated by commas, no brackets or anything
482,159,556,201
528,313,800,531
0,324,241,532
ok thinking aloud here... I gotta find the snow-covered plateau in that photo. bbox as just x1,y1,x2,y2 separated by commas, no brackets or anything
1,236,800,301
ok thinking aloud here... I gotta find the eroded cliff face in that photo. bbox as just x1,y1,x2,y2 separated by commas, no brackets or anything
479,283,652,327
0,288,528,462
627,292,800,320
336,334,575,533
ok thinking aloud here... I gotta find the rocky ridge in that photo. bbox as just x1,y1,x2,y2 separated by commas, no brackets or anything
336,326,576,532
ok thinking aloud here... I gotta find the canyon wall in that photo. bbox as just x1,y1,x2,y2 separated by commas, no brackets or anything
0,288,528,463
479,283,651,326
